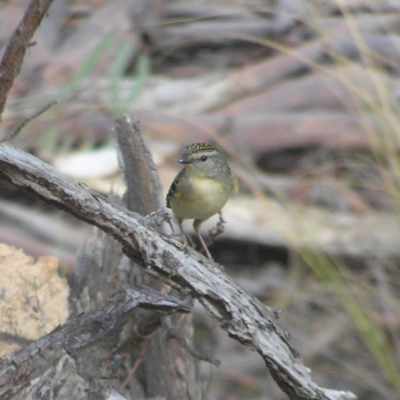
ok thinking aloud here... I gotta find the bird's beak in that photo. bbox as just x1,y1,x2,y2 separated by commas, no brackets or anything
179,156,191,164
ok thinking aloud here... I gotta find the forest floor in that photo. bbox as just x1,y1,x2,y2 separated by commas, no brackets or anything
1,1,400,399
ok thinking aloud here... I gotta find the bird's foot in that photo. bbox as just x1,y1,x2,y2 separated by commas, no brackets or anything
146,208,172,231
207,212,226,245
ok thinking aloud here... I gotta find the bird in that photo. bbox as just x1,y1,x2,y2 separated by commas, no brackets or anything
166,143,238,260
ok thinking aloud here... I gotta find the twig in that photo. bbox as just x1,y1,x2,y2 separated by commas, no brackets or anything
168,330,220,367
0,134,357,400
119,342,147,392
0,0,55,120
0,331,33,346
0,100,59,144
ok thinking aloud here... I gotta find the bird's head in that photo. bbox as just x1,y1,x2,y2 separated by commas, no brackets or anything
179,143,228,178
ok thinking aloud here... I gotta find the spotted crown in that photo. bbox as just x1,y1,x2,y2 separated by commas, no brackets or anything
184,143,216,155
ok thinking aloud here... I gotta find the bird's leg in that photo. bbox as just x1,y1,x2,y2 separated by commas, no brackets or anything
208,212,226,244
197,232,213,260
146,208,172,231
176,220,191,255
193,220,213,260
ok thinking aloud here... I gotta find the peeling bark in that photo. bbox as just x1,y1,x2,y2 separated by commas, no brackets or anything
0,116,357,400
0,287,190,400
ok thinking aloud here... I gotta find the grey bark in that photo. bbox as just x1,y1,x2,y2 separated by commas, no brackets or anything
0,115,356,400
0,287,190,400
69,116,202,399
0,0,55,121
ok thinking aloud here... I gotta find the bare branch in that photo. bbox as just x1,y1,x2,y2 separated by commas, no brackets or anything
0,0,55,120
0,287,190,399
114,115,164,214
0,100,58,144
114,115,201,399
168,330,221,366
0,115,356,400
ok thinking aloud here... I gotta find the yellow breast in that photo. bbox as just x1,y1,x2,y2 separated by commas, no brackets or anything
170,175,231,222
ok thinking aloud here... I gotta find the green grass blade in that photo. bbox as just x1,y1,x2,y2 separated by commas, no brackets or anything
59,30,116,100
109,41,133,104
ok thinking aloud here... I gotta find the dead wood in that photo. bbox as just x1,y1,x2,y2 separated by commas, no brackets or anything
112,115,201,399
67,116,201,399
114,116,164,215
155,17,277,50
0,115,356,400
0,286,190,400
135,110,373,158
220,196,400,259
0,0,55,121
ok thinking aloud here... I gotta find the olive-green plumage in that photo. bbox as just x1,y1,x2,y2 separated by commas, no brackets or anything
166,143,238,259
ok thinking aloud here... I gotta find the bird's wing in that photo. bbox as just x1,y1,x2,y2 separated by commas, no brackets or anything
166,168,185,208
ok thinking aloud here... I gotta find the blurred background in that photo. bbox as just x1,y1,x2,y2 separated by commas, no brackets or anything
1,0,400,399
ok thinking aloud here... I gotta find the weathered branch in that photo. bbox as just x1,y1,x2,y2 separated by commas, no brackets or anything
113,115,201,399
0,0,55,120
114,116,164,214
0,115,356,400
0,287,191,400
0,100,59,144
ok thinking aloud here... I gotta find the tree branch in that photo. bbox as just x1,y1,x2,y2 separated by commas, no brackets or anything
0,287,190,399
113,114,201,399
0,0,54,120
0,115,356,400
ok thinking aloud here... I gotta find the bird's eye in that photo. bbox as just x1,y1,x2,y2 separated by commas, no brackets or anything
201,155,208,162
